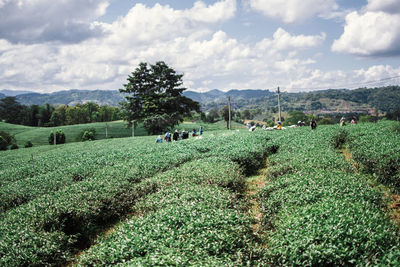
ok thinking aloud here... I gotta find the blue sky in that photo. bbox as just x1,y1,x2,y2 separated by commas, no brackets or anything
0,0,399,93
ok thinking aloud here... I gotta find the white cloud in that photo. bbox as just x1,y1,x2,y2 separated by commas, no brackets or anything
103,0,236,46
256,28,326,51
366,0,400,14
246,0,338,23
0,0,399,95
0,0,109,43
0,1,239,92
332,11,400,56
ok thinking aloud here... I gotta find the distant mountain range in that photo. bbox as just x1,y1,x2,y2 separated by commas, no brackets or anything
1,86,400,113
0,89,125,106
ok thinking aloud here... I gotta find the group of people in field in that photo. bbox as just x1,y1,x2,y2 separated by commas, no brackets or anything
156,126,203,143
256,116,358,132
340,116,357,126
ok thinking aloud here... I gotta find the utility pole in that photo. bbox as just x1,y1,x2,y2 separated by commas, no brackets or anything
228,96,232,130
277,87,282,122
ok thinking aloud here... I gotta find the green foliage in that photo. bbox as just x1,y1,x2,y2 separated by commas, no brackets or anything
348,121,400,190
219,105,230,129
76,156,258,265
392,122,400,134
0,130,274,266
386,109,400,121
0,97,25,124
75,128,96,142
0,130,15,150
120,61,200,134
0,130,15,145
48,130,66,145
286,110,307,125
10,143,19,150
257,124,400,265
318,117,334,125
24,141,33,148
0,135,7,150
330,128,348,149
359,114,375,123
1,122,400,266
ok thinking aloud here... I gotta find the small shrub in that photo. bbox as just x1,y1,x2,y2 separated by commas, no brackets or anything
0,131,15,144
331,128,348,149
49,130,66,145
0,136,8,150
10,144,19,150
24,141,33,148
0,131,16,150
75,128,96,142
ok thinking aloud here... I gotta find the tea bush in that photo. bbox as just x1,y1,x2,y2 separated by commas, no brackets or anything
348,121,400,190
24,140,33,148
0,130,275,266
75,158,257,266
258,125,400,265
48,129,66,145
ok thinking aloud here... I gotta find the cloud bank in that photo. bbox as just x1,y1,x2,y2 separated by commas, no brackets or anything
332,0,400,57
0,0,109,44
0,0,399,93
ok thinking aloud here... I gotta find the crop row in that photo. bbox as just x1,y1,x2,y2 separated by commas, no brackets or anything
258,125,400,265
0,130,274,214
347,120,400,190
75,157,261,266
0,130,275,266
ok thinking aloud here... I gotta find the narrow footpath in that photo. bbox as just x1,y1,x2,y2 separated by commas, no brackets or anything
245,158,269,240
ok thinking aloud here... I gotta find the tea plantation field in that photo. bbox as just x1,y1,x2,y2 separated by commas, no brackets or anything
0,121,399,266
0,120,242,147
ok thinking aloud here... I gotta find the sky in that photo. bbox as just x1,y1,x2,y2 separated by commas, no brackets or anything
1,0,400,93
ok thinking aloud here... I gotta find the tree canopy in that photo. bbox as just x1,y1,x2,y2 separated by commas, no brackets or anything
119,61,200,134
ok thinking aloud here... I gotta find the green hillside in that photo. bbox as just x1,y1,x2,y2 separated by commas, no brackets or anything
2,86,399,114
0,120,244,147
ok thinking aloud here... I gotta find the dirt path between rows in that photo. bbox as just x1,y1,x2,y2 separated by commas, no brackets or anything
245,159,269,238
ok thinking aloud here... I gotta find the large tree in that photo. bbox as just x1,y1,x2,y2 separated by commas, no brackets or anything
0,97,25,124
120,61,200,134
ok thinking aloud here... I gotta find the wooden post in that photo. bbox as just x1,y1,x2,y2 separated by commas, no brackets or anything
105,123,108,138
131,120,135,137
277,87,282,122
228,96,231,130
53,130,56,145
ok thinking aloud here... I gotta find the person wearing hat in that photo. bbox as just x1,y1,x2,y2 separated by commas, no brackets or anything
277,121,282,130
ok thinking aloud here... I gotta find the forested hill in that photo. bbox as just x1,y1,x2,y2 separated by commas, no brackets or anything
197,86,400,113
1,86,399,113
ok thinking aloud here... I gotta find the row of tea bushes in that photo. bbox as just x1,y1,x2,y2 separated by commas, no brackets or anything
0,130,273,213
0,137,157,187
348,120,400,190
0,137,195,213
259,126,400,265
75,157,260,266
0,131,276,266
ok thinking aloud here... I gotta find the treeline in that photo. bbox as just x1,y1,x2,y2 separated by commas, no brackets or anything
202,86,400,113
0,97,123,127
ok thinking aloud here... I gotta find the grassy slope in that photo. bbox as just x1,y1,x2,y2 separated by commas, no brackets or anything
0,120,244,147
